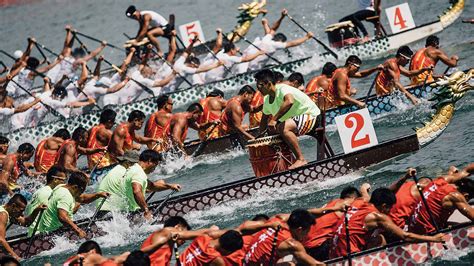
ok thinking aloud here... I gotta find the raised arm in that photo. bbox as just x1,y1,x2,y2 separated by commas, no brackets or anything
77,61,89,87
35,55,63,74
62,25,74,56
213,28,223,54
271,9,288,33
166,31,178,63
93,56,103,79
261,18,272,35
285,32,312,48
78,192,109,204
80,41,106,63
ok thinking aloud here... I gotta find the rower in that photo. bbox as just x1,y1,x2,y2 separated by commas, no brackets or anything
34,128,71,173
375,46,432,104
329,188,445,259
218,85,257,140
25,166,67,236
86,109,117,170
47,25,106,83
235,9,314,74
408,164,474,234
282,72,305,91
0,136,9,164
330,55,382,108
125,5,173,55
179,230,243,265
254,69,321,169
0,87,41,130
249,89,264,129
54,127,105,173
108,110,158,163
305,62,337,108
145,95,173,152
37,171,107,238
0,38,35,86
198,89,226,140
244,209,323,265
339,0,382,42
96,150,181,220
409,35,459,85
0,143,35,197
0,194,46,260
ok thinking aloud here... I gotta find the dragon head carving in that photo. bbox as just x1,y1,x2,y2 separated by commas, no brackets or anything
429,69,473,111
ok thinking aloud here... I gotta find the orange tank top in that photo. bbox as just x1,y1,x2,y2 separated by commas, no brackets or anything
408,178,458,234
303,199,342,249
410,48,436,85
249,91,264,128
306,75,335,108
179,235,222,265
219,97,245,136
55,139,77,167
141,231,173,266
330,68,351,106
146,110,170,139
34,139,57,173
116,123,134,151
6,154,20,180
375,58,400,96
198,98,222,140
87,124,108,169
389,181,417,229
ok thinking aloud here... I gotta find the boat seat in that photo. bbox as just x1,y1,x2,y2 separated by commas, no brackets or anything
365,16,388,37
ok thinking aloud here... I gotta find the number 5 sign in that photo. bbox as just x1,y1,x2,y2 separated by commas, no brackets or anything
335,108,378,154
385,3,416,34
179,20,206,47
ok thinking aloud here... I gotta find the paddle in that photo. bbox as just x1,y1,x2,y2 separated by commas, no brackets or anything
34,42,51,64
34,42,72,66
191,122,219,157
411,174,448,250
268,225,281,266
235,32,283,65
173,241,181,266
89,149,108,177
285,13,339,59
151,190,177,225
74,31,126,52
343,207,352,266
85,196,108,233
198,41,232,73
22,209,45,258
364,72,380,104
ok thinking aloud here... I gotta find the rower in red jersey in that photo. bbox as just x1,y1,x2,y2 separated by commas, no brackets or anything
408,163,474,234
305,62,337,109
34,128,70,173
179,230,243,266
0,143,35,196
86,109,116,170
145,95,174,152
329,188,445,259
197,89,226,141
218,85,258,140
248,90,264,129
244,210,322,265
108,110,158,163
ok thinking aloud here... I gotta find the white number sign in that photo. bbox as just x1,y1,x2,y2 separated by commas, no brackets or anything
385,3,416,34
335,108,378,154
179,20,206,47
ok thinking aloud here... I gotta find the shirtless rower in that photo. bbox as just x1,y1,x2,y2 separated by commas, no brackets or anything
0,136,9,164
0,194,46,260
86,109,116,171
0,143,35,197
145,95,173,151
329,188,445,259
108,110,159,163
376,46,432,104
54,127,105,172
34,128,70,173
409,35,459,85
305,62,338,108
282,72,305,91
97,150,181,220
37,171,107,238
408,164,474,234
125,5,173,55
255,69,321,169
218,85,257,140
330,55,383,108
198,89,226,140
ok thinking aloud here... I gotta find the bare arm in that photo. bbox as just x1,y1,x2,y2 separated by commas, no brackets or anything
444,163,474,184
146,179,181,192
35,56,62,74
448,192,474,221
434,50,458,67
106,78,129,94
0,158,14,195
62,144,79,172
120,48,135,75
167,31,177,63
58,208,86,237
132,183,148,211
336,74,365,107
79,192,108,204
62,26,74,55
261,18,272,35
213,29,223,54
14,98,41,114
285,33,312,48
389,169,415,192
77,61,89,87
399,65,431,77
271,9,288,33
136,15,150,41
112,127,127,156
16,205,46,226
259,113,270,134
79,42,106,63
0,213,20,260
93,56,103,79
153,72,175,87
241,51,265,62
280,239,322,265
230,105,255,140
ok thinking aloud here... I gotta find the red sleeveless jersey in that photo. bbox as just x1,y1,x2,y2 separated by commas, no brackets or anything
329,199,379,259
179,235,222,265
302,199,342,249
224,234,253,266
141,231,173,266
34,139,57,173
375,58,400,96
54,139,77,167
198,98,221,140
408,177,458,234
249,92,263,128
409,48,436,85
329,68,351,106
6,153,20,180
243,218,292,265
389,181,417,229
219,97,245,136
87,124,110,169
146,110,170,140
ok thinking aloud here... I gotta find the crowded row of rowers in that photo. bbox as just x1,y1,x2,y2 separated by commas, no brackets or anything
5,164,469,266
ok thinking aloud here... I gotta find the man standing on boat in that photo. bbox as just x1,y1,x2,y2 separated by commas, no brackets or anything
34,128,70,173
86,109,117,171
198,89,227,140
330,55,383,108
339,0,382,42
305,62,338,109
410,35,459,85
375,46,432,104
254,69,321,169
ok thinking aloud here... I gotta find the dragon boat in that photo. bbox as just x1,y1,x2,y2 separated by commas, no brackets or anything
2,70,472,259
2,0,464,141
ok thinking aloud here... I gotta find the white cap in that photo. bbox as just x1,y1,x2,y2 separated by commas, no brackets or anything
13,50,23,59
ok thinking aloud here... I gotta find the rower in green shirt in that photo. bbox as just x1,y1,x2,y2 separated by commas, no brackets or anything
97,150,181,220
255,69,321,169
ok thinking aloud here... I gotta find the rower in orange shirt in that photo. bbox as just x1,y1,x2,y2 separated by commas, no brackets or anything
409,35,458,85
305,62,337,109
34,128,70,173
198,89,226,140
249,90,264,128
87,109,117,170
145,95,174,151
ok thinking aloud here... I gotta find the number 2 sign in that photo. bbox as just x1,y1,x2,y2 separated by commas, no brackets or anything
335,108,378,154
179,21,206,47
385,3,416,34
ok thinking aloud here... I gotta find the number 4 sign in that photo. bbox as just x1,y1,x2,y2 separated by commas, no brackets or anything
385,3,416,34
335,108,378,154
179,20,206,47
